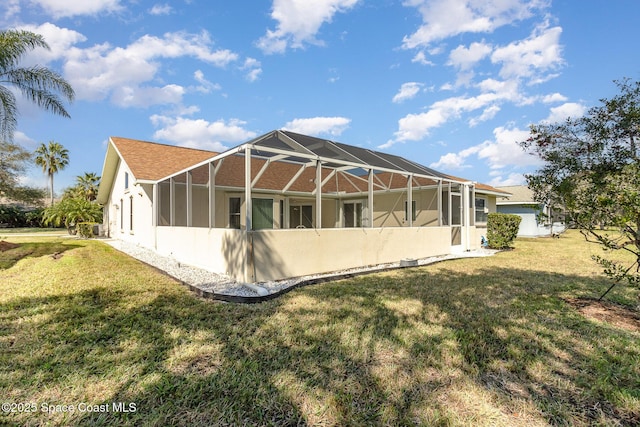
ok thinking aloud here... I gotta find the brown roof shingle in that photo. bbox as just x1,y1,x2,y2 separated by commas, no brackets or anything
109,137,509,196
111,136,215,181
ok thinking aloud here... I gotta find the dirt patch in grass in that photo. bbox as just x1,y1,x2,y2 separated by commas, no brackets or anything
566,297,640,333
0,241,20,252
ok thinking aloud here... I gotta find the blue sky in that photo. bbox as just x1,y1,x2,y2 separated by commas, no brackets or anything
3,0,639,194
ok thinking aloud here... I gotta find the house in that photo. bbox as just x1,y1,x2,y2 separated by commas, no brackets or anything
97,130,510,282
496,185,565,237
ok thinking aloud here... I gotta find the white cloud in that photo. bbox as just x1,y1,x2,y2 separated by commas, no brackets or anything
411,51,434,65
193,70,221,94
151,116,256,151
19,23,86,64
257,0,359,54
491,22,564,82
149,4,173,15
392,82,423,103
389,91,508,145
28,0,123,18
543,102,587,123
111,84,185,108
282,117,351,136
241,58,262,82
541,93,568,103
429,150,474,170
429,126,540,171
402,0,548,50
13,131,38,150
476,126,538,169
59,30,238,106
448,41,492,70
469,104,500,127
487,172,526,187
3,0,21,20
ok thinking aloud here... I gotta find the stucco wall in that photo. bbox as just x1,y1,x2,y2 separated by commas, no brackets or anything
251,226,451,281
153,225,452,282
372,189,439,227
104,161,154,248
155,226,246,279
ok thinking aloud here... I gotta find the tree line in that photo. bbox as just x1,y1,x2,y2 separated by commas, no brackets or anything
0,29,100,230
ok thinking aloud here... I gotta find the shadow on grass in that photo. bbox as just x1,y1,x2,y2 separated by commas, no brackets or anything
1,263,639,426
0,240,80,269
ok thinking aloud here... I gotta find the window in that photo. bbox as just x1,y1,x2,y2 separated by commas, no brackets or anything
120,199,123,230
289,205,313,228
229,197,241,229
252,198,273,230
475,197,488,223
129,196,134,232
344,202,362,227
124,172,129,190
404,200,417,222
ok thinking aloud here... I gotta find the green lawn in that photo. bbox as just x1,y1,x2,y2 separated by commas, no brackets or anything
1,231,639,426
0,227,67,235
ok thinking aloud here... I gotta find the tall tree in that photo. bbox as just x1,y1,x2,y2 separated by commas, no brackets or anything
0,29,75,141
34,141,69,206
520,78,640,299
62,172,101,201
75,172,100,201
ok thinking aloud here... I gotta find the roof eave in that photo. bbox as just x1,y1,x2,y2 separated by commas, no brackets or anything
96,138,120,205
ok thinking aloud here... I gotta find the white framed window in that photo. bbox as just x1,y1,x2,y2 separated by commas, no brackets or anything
475,197,488,223
124,172,129,190
344,201,363,227
228,197,241,229
252,198,273,230
289,204,313,228
129,196,134,232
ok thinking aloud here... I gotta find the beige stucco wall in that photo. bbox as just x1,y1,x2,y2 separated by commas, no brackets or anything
372,189,439,227
251,226,451,281
153,225,452,282
155,226,246,279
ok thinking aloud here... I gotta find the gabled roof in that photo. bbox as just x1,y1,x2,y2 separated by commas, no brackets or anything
96,137,214,204
97,131,510,203
495,185,535,204
110,137,214,181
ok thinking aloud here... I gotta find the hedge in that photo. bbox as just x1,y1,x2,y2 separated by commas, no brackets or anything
486,213,521,249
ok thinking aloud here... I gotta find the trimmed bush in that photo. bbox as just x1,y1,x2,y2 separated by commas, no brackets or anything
487,213,521,249
76,222,97,238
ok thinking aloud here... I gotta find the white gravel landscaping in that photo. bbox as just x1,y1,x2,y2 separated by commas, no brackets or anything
104,238,498,300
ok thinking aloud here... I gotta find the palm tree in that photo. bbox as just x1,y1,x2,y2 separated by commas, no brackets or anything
34,141,69,206
0,29,75,141
75,172,100,201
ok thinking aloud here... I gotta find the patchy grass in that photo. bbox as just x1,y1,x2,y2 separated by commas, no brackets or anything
0,227,67,234
1,231,639,426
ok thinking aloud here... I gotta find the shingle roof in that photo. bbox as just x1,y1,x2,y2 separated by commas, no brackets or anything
495,185,534,203
442,174,511,196
111,137,215,181
101,134,509,198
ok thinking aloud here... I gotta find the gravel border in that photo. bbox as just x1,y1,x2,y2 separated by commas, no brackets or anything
104,239,498,303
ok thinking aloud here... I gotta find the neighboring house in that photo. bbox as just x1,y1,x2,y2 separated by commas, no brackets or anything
496,185,565,237
97,130,510,282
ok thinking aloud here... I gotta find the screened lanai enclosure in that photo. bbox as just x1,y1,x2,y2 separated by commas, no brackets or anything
151,130,478,282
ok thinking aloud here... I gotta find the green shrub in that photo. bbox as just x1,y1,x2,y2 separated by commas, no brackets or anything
76,222,97,238
487,213,521,249
42,197,102,232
